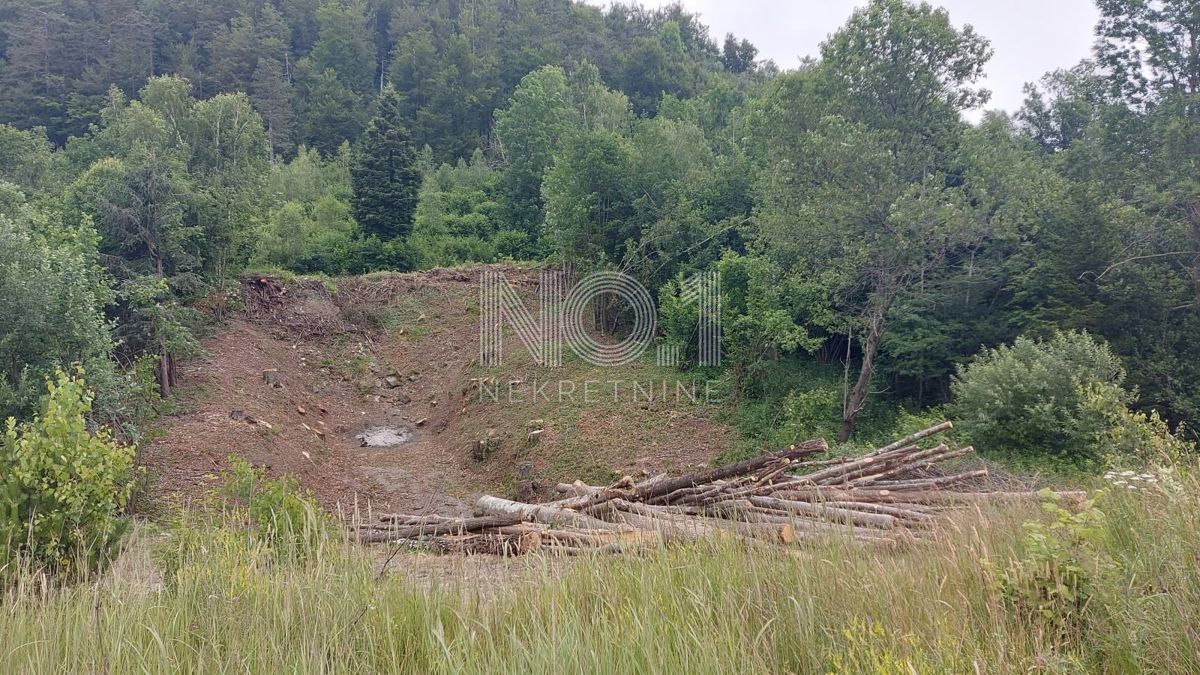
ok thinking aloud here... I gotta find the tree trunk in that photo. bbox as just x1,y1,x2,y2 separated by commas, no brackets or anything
839,309,885,442
159,339,171,398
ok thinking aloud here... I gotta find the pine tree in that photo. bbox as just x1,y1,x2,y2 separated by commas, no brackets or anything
251,57,294,161
350,87,419,240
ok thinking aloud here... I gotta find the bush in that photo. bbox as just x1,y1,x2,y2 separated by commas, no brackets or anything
992,492,1111,646
0,369,136,579
223,456,332,563
950,331,1129,463
0,212,116,423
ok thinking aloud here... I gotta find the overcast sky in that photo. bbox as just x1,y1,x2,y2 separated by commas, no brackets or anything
586,0,1101,121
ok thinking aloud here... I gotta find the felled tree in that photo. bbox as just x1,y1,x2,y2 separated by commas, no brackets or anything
350,87,420,240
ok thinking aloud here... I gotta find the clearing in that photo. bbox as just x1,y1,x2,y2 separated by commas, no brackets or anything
143,265,735,515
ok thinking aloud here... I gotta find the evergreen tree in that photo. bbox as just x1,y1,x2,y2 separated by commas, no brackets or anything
350,87,419,240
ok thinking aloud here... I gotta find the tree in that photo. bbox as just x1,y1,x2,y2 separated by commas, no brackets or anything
721,34,757,74
0,210,115,422
350,87,420,240
1096,0,1200,104
750,0,994,441
251,57,294,162
493,66,577,233
0,369,136,579
816,0,992,165
542,131,636,262
294,66,366,158
308,0,375,96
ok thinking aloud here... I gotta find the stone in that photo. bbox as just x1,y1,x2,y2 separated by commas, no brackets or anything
262,369,283,388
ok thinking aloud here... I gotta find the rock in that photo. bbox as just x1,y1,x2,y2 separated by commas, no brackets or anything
414,418,428,427
383,376,402,389
296,404,307,415
395,392,412,404
527,429,545,443
229,410,246,421
262,369,283,388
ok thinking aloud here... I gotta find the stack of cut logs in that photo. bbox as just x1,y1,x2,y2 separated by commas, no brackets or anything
355,422,1086,555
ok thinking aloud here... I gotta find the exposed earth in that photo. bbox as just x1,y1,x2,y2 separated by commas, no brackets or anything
143,265,736,517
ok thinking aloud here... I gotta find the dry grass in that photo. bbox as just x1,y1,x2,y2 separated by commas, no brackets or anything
3,470,1200,673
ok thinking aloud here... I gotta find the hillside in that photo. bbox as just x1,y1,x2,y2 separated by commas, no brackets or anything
142,265,735,514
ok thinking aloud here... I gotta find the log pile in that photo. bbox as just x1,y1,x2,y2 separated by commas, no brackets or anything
355,422,1086,555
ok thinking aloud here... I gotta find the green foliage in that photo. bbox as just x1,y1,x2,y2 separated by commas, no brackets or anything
351,88,420,241
993,492,1111,645
0,369,136,580
222,456,332,563
1099,404,1197,470
543,131,637,262
0,211,115,422
951,332,1130,463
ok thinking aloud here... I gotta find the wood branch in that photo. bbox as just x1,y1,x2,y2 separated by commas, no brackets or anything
555,438,829,512
629,439,829,502
819,501,935,522
409,532,542,556
351,421,1090,557
846,446,974,486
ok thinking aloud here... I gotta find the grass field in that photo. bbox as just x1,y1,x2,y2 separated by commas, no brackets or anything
3,466,1199,674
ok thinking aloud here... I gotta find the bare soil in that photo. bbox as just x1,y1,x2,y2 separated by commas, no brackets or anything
143,265,736,517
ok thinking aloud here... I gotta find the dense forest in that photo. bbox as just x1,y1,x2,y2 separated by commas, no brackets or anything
2,0,1199,464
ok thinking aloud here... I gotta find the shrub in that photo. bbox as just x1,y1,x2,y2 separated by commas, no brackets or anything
992,492,1111,646
0,369,136,579
950,331,1129,463
0,213,116,423
223,456,332,563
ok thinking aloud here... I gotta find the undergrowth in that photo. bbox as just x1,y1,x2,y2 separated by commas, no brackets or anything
3,462,1200,672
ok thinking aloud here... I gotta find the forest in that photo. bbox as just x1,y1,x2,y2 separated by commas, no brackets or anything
4,0,1200,670
3,0,1197,452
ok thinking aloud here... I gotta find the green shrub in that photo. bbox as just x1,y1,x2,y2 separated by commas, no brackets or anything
0,213,116,423
950,331,1129,463
0,369,136,579
222,456,332,563
992,492,1111,646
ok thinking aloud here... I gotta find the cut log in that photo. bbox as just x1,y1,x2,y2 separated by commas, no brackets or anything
475,495,627,530
872,421,953,455
748,495,898,529
356,514,523,542
868,469,989,491
626,438,829,503
416,532,542,556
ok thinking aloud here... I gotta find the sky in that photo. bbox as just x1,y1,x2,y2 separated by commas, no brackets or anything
585,0,1101,121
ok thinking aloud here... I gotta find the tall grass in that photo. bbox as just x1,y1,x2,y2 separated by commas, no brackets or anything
3,478,1199,673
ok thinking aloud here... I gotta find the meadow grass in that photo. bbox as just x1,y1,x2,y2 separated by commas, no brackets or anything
3,476,1200,673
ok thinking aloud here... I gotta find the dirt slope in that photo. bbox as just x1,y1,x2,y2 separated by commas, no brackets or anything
144,265,735,515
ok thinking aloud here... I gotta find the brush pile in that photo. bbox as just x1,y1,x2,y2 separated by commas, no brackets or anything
355,422,1085,555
